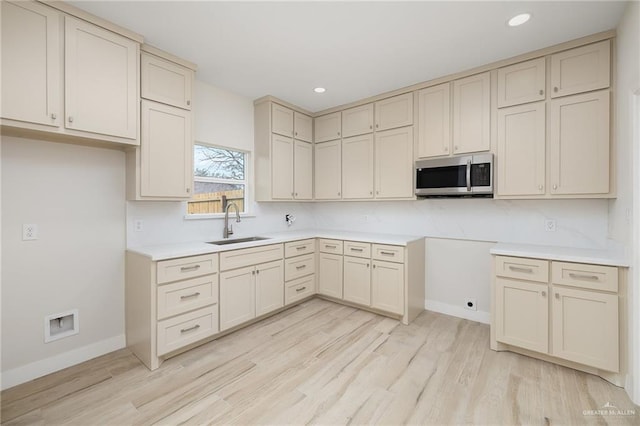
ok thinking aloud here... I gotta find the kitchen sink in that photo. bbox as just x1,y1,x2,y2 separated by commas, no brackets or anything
207,236,270,246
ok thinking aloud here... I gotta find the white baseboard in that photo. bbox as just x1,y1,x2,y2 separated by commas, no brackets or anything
1,334,126,391
425,300,491,324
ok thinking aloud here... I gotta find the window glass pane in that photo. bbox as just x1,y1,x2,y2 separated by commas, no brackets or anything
194,145,245,180
189,182,245,214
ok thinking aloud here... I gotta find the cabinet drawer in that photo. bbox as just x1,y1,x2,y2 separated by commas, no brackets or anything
495,256,549,283
285,254,315,281
157,254,218,284
219,244,284,271
344,241,371,258
156,305,218,356
157,274,218,320
285,275,315,305
551,262,618,292
284,239,315,258
319,239,343,254
372,244,404,263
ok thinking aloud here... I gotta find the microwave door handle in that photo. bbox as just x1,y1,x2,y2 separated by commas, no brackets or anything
466,159,472,192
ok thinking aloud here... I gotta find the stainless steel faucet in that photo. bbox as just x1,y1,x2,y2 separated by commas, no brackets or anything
223,202,241,238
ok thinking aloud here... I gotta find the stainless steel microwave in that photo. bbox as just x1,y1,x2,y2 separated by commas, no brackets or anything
415,153,493,197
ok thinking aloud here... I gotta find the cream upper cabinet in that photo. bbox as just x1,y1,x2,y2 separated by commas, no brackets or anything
314,112,342,142
293,141,313,200
497,102,546,196
549,90,610,195
550,40,610,98
342,134,374,199
65,16,138,140
495,277,549,354
551,286,618,372
220,266,256,331
141,53,193,110
271,134,294,199
314,140,342,199
371,260,404,315
318,253,343,299
452,72,491,154
342,103,374,138
497,57,546,108
375,127,414,198
294,112,313,142
255,260,285,317
272,103,294,137
375,93,413,131
1,1,61,127
417,83,451,158
343,256,371,306
139,100,192,198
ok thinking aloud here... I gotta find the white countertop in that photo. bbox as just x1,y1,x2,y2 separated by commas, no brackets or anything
127,229,424,261
490,243,629,267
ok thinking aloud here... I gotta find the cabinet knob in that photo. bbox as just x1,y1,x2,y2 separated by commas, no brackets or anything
376,124,379,128
553,184,558,190
538,184,543,190
295,192,298,196
187,100,191,106
256,269,260,274
367,263,370,268
295,131,298,136
539,89,544,95
337,192,341,196
291,192,294,196
338,132,341,136
68,116,74,123
370,191,373,195
454,146,459,151
373,264,376,269
369,125,372,129
554,87,559,93
252,270,255,275
376,191,379,195
51,113,57,120
186,188,190,193
444,147,449,152
541,291,546,297
555,292,560,299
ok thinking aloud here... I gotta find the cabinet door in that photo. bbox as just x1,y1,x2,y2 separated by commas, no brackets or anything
551,286,618,372
318,253,343,299
314,112,342,143
342,103,374,138
293,140,313,199
140,100,192,198
371,260,404,315
141,53,193,110
65,16,138,139
417,83,451,158
220,266,256,331
495,278,548,353
271,134,294,199
294,112,313,142
452,72,491,154
314,140,342,199
549,90,610,195
343,256,371,306
1,1,61,127
342,134,374,199
375,127,414,198
497,57,546,108
272,103,294,137
497,102,546,196
255,260,284,317
550,40,610,98
375,93,413,131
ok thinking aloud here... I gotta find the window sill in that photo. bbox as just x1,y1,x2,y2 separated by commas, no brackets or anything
183,213,256,221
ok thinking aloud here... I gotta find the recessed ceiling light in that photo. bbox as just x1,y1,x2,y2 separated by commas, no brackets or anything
313,87,326,93
508,13,531,27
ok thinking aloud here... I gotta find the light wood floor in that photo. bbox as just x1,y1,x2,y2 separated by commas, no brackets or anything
2,298,638,425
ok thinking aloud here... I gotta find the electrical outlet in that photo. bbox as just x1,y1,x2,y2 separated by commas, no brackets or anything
134,220,144,232
464,298,477,311
22,224,38,240
545,219,557,232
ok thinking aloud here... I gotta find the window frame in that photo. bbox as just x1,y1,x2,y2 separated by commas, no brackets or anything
185,142,252,220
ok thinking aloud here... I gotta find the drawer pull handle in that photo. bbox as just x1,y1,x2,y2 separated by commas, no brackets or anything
180,265,201,272
350,248,364,252
180,292,200,300
296,265,307,270
568,273,599,281
379,251,395,256
325,244,337,248
296,286,307,292
180,324,200,334
296,246,307,250
508,265,533,273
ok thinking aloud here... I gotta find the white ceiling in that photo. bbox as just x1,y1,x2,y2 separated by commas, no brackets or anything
69,1,628,113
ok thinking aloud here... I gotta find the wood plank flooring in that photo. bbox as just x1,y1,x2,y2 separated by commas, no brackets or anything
2,298,638,425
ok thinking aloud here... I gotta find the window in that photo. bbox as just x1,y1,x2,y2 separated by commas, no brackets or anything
187,144,248,215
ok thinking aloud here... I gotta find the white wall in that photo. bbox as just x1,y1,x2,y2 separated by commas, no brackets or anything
1,137,126,389
613,0,640,405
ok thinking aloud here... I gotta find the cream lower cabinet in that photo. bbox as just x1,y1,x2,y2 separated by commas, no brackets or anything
284,239,316,305
318,252,344,299
492,255,623,381
371,260,404,316
343,242,372,306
